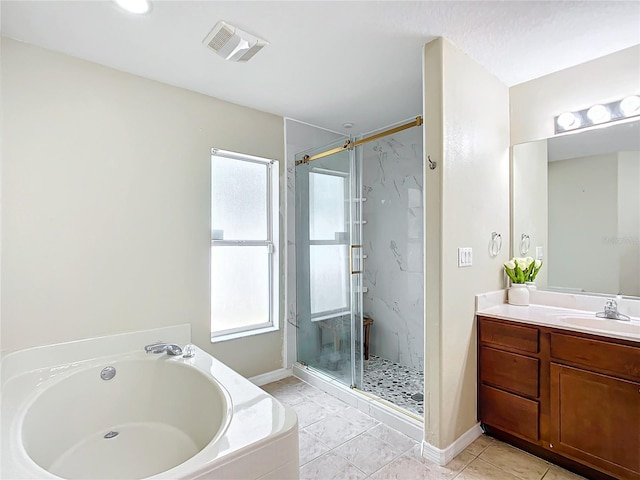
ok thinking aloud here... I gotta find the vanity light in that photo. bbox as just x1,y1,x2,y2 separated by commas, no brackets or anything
620,95,640,116
114,0,151,14
556,112,580,130
554,94,640,134
586,104,610,124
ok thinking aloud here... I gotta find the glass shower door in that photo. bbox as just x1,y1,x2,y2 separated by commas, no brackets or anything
295,139,363,387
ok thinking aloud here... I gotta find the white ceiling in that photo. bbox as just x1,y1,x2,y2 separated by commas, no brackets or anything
2,1,639,134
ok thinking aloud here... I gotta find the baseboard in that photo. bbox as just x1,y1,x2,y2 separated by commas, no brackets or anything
421,423,482,465
249,368,292,386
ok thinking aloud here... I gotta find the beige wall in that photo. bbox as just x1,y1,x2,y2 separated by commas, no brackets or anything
548,154,619,293
511,140,548,288
617,152,640,296
510,45,640,145
424,38,510,448
1,38,284,377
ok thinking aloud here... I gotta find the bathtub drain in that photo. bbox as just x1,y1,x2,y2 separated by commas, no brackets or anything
104,431,119,439
100,366,116,381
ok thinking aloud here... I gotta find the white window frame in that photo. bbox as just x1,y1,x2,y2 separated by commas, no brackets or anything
210,148,279,342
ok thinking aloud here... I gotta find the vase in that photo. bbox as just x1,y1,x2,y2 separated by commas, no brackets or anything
508,283,530,306
525,281,537,291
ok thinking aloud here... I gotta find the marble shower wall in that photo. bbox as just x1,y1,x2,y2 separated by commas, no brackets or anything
361,127,424,370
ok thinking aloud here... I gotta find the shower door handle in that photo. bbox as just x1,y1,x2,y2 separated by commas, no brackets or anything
350,245,362,275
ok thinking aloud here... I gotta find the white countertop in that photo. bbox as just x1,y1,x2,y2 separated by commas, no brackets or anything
476,302,640,343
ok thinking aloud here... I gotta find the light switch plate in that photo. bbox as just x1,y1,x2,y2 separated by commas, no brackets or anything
536,246,543,260
458,247,473,267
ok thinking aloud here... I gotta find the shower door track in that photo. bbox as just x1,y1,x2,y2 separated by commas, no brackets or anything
295,116,423,165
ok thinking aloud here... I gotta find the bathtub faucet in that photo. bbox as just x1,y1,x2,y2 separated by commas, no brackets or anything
144,342,183,356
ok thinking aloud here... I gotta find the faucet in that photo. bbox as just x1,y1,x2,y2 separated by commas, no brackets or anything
144,342,183,356
596,299,631,321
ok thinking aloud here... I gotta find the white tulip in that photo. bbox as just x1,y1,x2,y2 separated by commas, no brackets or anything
504,260,516,270
534,259,542,268
515,258,526,268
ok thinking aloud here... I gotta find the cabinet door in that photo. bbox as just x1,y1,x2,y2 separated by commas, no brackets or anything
550,363,640,479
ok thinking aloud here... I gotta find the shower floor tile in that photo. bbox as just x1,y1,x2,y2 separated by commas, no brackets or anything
363,355,424,417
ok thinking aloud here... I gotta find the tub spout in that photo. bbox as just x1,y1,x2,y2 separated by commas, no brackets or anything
144,343,183,356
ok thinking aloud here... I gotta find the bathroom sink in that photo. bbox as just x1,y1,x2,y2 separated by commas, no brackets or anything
559,316,640,335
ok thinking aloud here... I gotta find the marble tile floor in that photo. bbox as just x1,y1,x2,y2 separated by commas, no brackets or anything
261,377,586,480
363,355,424,417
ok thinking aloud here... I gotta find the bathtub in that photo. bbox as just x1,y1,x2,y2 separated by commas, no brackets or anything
1,325,299,479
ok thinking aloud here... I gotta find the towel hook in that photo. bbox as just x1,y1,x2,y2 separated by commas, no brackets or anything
427,155,437,170
520,233,531,255
490,232,502,257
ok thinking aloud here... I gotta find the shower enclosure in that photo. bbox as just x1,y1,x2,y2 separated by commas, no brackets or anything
294,118,424,416
295,138,364,388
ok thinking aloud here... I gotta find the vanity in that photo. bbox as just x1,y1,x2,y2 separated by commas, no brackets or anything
476,293,640,480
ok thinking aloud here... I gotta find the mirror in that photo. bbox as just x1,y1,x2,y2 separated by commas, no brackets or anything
512,120,640,297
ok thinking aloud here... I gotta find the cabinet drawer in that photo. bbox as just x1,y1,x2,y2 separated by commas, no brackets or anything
550,333,640,382
479,384,539,442
480,346,539,398
479,317,539,353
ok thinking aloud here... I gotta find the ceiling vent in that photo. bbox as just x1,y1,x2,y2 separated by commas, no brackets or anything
202,21,268,62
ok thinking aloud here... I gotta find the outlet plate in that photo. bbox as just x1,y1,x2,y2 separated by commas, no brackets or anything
458,247,473,267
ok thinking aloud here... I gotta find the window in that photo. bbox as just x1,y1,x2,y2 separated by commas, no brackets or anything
210,149,278,340
308,169,350,321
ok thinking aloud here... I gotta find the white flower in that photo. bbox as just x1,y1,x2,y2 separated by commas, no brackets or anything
504,260,516,270
534,259,542,268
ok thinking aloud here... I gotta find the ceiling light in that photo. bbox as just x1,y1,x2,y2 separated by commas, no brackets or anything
343,123,354,129
587,104,610,124
556,112,579,130
620,95,640,116
114,0,150,14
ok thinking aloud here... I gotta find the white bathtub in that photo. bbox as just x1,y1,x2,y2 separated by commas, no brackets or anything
1,325,299,479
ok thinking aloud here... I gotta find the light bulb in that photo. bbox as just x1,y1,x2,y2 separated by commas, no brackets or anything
620,95,640,116
587,104,610,124
557,112,579,130
114,0,150,14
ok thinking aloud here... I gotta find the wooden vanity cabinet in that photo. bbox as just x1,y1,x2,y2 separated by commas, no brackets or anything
549,333,640,479
478,318,541,443
478,316,640,480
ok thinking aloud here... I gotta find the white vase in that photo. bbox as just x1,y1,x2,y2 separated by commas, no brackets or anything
508,283,530,306
525,281,537,291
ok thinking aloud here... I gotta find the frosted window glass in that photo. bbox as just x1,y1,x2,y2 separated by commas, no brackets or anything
211,246,269,332
310,245,349,315
310,172,346,241
212,156,267,240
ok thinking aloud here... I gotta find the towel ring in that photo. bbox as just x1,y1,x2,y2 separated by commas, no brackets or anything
490,232,502,257
520,234,531,255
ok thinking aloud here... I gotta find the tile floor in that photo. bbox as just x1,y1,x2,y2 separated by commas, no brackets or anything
262,377,586,480
363,355,424,416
